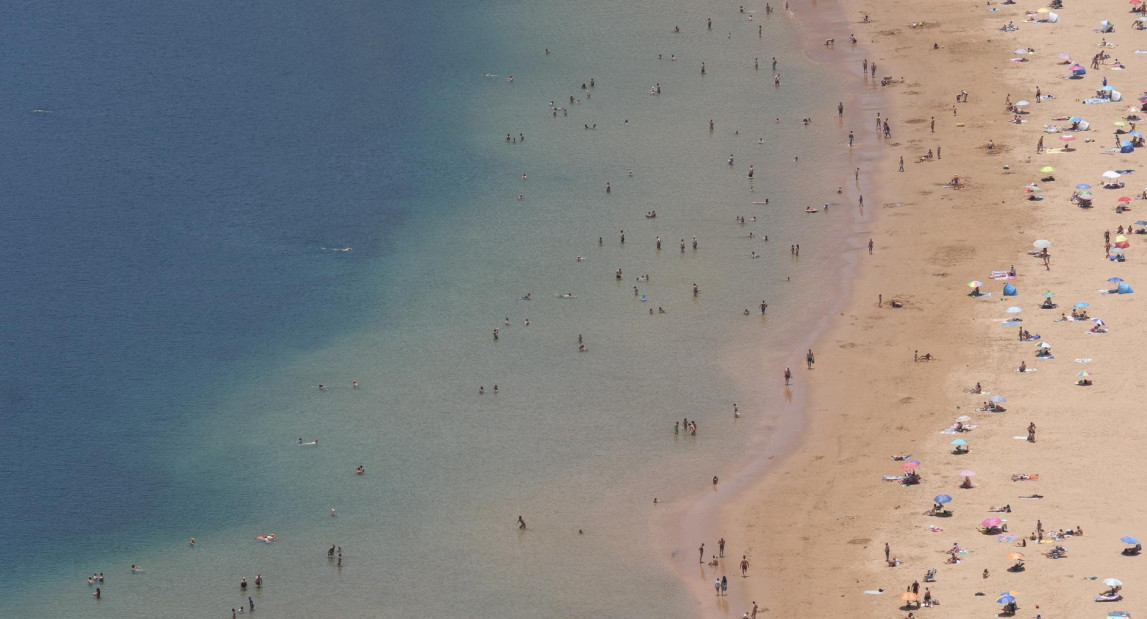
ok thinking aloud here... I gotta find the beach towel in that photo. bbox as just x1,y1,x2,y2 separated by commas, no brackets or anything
882,475,905,482
863,590,885,595
1002,321,1021,326
1035,354,1055,360
1084,98,1111,105
990,271,1016,280
1075,358,1092,363
1019,367,1038,372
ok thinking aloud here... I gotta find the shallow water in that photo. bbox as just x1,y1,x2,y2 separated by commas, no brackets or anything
1,1,870,616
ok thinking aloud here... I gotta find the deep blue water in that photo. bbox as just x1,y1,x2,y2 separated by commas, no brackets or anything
0,0,444,574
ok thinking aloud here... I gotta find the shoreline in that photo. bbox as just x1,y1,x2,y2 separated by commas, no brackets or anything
665,0,892,614
725,0,1147,617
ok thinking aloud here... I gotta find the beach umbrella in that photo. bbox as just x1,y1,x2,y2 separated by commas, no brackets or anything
902,460,920,470
1119,196,1133,203
1071,64,1087,74
1135,220,1147,226
990,395,1007,403
1104,170,1123,179
1006,552,1025,560
1104,578,1124,587
1130,131,1143,138
1059,53,1072,61
1038,341,1052,348
1093,318,1107,326
1140,96,1147,103
1000,590,1021,597
983,517,1004,527
1034,239,1052,248
1078,192,1094,199
1121,536,1139,544
1040,166,1055,173
1109,277,1125,283
899,591,919,602
1025,185,1042,193
997,595,1016,604
1060,134,1076,142
960,470,976,476
956,415,970,422
1006,306,1023,314
968,280,983,288
1073,302,1090,308
1115,235,1130,248
934,494,953,504
1078,371,1091,377
1015,100,1030,107
1043,291,1056,298
950,438,968,446
1103,86,1117,92
1076,184,1092,190
1134,0,1143,5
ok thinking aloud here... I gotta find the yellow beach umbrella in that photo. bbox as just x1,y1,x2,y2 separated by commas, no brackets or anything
1037,7,1050,12
1007,552,1025,559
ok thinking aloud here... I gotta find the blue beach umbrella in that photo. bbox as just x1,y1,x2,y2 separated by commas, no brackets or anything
997,595,1016,604
934,494,953,504
1135,220,1147,226
1121,536,1139,544
950,438,968,446
1077,183,1093,189
1102,85,1115,92
990,395,1007,403
1073,302,1090,308
1070,116,1083,123
1131,131,1143,138
1109,277,1124,283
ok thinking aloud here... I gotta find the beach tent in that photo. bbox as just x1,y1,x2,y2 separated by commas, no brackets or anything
1071,64,1087,76
1078,120,1091,131
1113,90,1124,102
1101,20,1114,33
1122,141,1135,153
1118,282,1134,294
1003,283,1018,296
1046,12,1059,23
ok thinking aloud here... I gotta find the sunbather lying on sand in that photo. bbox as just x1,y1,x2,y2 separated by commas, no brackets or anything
1012,473,1039,481
988,505,1013,513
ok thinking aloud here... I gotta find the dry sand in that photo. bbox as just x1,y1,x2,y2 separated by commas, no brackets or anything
720,0,1147,617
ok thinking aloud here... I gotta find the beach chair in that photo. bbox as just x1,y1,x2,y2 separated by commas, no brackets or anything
923,568,936,582
1106,612,1130,619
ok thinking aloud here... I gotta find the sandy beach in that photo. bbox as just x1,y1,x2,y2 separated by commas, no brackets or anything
720,0,1147,617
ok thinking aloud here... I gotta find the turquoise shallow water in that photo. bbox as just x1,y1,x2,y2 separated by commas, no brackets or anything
1,1,874,616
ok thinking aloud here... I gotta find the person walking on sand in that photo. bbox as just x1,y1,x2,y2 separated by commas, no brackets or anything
715,578,722,596
518,515,527,529
719,537,726,556
806,349,815,369
699,543,706,563
899,156,904,172
784,367,792,385
1037,135,1044,153
869,238,874,254
741,555,750,576
722,575,728,596
885,542,891,562
1027,422,1036,442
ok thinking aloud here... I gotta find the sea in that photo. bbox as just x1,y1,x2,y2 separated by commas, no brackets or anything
0,1,879,616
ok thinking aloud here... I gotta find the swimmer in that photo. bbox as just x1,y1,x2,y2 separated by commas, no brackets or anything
331,509,337,517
